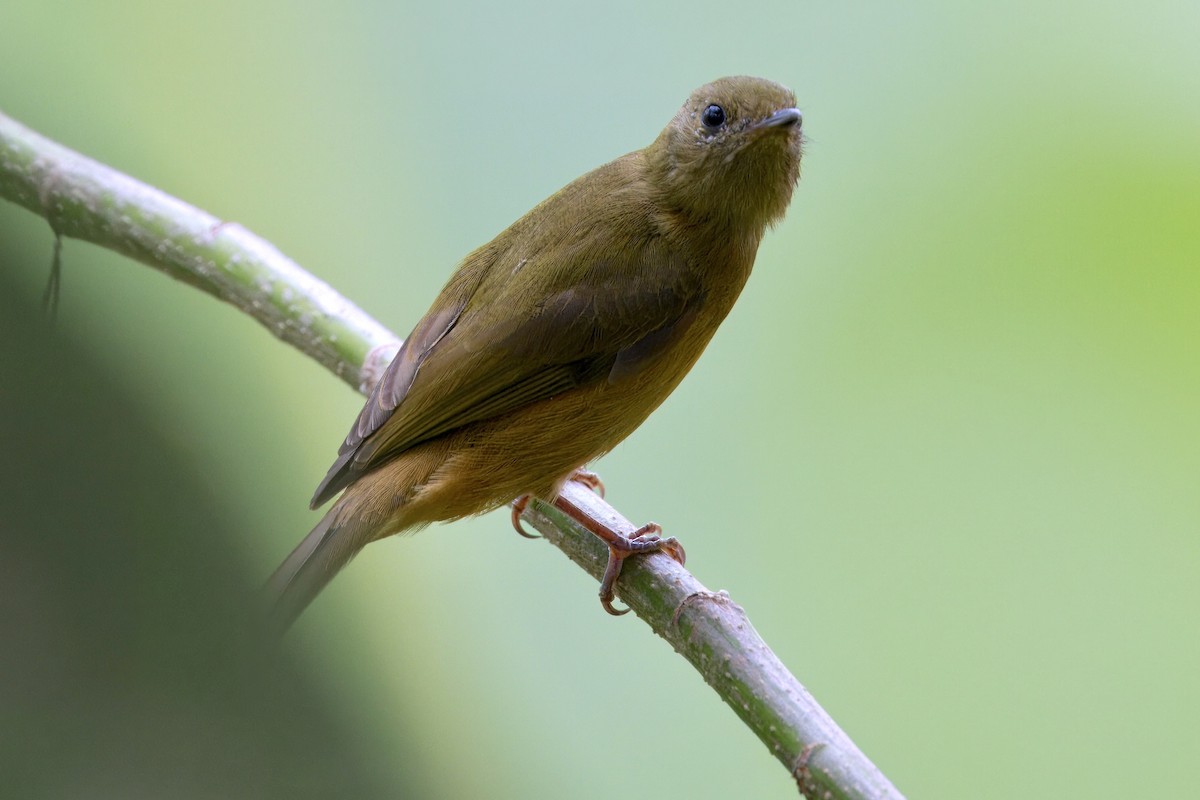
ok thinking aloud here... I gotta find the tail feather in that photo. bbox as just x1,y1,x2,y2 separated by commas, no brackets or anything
266,505,368,631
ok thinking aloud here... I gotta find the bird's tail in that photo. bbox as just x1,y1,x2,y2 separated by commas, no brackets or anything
266,504,369,632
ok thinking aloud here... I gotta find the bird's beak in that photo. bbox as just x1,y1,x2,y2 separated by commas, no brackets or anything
754,108,803,131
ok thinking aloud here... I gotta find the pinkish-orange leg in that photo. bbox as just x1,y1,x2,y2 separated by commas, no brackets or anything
552,491,686,616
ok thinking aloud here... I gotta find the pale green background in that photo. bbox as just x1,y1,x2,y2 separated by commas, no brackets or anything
2,1,1198,798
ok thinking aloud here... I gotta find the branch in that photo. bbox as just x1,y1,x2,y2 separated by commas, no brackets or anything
0,109,904,800
0,112,398,392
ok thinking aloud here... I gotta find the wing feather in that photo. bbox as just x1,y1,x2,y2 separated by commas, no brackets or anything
311,159,701,508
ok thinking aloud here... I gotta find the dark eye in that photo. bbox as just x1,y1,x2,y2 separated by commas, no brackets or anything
701,104,726,129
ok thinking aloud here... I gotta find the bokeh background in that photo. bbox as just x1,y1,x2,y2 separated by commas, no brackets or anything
2,1,1198,797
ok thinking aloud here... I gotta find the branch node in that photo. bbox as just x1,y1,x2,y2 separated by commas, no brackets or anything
359,340,402,392
672,588,734,627
793,741,827,796
206,219,236,241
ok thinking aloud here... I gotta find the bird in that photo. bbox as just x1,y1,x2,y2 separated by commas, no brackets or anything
268,75,804,628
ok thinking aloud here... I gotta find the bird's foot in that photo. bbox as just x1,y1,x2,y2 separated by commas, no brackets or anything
569,469,605,498
594,523,686,615
551,489,686,616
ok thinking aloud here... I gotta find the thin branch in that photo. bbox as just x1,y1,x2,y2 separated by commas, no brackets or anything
0,112,398,392
0,109,904,800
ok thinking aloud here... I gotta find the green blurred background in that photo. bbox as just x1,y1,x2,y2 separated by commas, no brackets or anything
2,1,1198,797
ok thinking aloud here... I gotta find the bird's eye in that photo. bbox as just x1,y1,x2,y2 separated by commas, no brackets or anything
701,104,726,130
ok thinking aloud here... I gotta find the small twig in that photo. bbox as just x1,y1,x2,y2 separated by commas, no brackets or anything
0,109,904,800
41,230,62,320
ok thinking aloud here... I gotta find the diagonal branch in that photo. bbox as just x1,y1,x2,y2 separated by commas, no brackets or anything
0,112,398,391
0,109,904,800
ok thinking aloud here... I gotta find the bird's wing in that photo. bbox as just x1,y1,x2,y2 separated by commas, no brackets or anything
310,239,697,508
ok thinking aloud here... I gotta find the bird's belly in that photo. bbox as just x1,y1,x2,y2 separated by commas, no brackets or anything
391,330,712,528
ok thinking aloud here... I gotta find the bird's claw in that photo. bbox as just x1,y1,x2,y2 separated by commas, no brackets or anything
570,469,605,498
510,495,541,539
597,522,686,615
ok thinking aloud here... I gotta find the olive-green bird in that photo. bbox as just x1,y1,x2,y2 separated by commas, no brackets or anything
268,75,804,628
